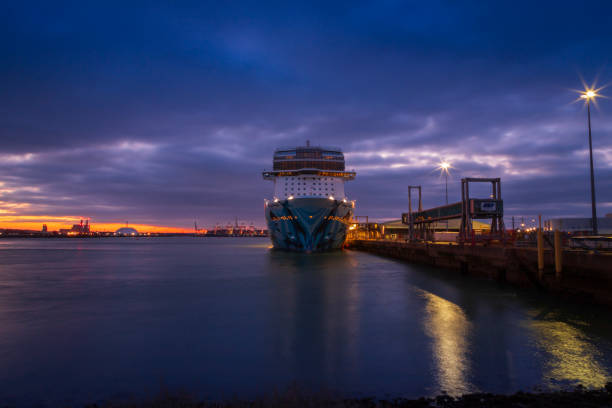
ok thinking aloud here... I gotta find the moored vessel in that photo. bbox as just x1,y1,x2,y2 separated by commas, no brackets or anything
263,142,356,252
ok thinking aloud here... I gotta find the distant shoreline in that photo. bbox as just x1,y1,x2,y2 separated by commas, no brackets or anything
0,233,268,239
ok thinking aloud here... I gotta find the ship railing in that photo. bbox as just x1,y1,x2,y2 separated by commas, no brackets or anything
274,145,343,152
273,158,345,162
262,169,356,179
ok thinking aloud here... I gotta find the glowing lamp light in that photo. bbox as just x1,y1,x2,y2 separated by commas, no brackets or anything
288,196,294,200
581,90,596,99
436,160,452,175
328,196,334,200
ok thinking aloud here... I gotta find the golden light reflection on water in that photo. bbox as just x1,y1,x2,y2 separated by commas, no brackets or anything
530,318,609,388
420,290,475,396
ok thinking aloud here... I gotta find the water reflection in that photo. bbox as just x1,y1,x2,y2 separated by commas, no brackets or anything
265,250,362,390
529,315,609,388
3,238,612,405
419,290,475,395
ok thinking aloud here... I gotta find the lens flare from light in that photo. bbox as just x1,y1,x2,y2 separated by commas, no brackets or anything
572,77,607,108
580,89,598,99
435,160,453,176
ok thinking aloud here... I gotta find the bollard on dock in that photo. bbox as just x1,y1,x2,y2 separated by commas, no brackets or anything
554,229,562,279
537,214,544,280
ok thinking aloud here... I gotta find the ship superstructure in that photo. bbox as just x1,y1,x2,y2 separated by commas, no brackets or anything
263,142,356,251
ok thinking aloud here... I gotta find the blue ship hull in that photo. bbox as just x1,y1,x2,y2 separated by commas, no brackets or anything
265,197,353,252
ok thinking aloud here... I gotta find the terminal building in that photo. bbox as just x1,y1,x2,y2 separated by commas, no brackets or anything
352,219,491,241
549,214,612,235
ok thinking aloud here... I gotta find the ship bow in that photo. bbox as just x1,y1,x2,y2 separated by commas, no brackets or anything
265,198,352,251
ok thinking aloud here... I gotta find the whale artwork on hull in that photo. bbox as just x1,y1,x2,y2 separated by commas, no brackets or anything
263,142,356,252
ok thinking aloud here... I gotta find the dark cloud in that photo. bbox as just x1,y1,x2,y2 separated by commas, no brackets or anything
1,0,611,228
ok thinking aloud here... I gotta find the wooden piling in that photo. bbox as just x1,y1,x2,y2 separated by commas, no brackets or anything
554,229,562,279
537,214,544,280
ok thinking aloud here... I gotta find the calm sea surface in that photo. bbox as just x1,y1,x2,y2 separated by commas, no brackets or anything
1,237,612,406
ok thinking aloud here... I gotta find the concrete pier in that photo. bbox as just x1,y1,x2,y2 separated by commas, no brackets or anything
346,239,612,306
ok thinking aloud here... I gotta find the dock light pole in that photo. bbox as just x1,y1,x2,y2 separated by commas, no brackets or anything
580,89,599,235
436,160,452,233
444,169,448,205
437,161,451,205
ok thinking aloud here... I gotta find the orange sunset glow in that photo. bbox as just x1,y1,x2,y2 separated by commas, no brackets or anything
0,216,193,233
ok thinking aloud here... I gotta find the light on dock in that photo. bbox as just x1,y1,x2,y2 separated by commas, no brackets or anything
435,160,453,205
580,90,597,99
576,82,605,235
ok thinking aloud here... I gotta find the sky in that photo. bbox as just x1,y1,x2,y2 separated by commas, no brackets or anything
1,0,611,231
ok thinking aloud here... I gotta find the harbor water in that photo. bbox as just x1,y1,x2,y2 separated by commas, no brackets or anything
1,237,612,406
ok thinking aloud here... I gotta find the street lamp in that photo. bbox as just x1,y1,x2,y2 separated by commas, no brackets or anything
580,88,600,235
435,160,453,233
436,161,452,205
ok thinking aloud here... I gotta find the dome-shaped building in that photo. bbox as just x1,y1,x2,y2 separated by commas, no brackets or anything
115,227,139,236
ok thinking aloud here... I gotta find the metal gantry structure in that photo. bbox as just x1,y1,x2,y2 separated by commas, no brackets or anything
459,178,505,242
402,178,505,243
407,185,422,241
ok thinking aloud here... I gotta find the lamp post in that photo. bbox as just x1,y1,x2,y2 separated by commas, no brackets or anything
439,161,451,205
580,90,598,235
437,160,452,233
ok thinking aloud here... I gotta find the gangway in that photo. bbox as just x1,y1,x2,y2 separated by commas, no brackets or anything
402,178,505,243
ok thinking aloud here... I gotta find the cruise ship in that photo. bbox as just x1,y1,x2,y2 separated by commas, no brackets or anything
263,142,356,252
